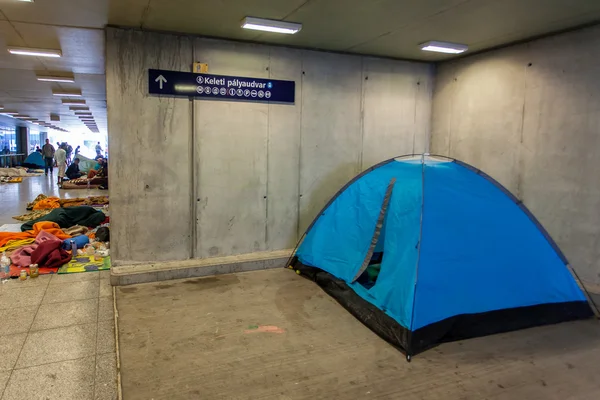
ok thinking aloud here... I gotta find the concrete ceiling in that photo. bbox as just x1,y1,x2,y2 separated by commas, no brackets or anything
0,0,107,135
109,0,600,61
1,0,600,136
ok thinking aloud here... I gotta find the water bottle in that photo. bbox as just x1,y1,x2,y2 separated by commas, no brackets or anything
70,240,78,256
1,252,10,283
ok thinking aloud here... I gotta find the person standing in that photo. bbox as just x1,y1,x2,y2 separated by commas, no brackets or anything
55,144,67,187
95,142,103,157
42,139,55,176
66,143,73,165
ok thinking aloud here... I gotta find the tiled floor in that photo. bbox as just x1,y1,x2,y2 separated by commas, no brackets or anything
0,170,106,225
0,271,117,400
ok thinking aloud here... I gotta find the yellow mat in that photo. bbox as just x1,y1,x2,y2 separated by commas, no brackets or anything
58,255,111,274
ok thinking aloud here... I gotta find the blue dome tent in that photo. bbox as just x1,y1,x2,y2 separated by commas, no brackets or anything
291,155,595,359
22,151,45,168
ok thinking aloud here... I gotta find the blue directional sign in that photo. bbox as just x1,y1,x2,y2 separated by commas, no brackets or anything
148,69,295,104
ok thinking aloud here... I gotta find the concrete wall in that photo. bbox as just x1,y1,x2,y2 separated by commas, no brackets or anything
431,25,600,286
106,27,433,264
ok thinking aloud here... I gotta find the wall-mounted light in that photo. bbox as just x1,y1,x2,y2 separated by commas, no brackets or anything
241,17,302,34
7,46,62,58
419,41,468,54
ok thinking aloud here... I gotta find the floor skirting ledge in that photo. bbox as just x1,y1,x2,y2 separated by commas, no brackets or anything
109,249,293,286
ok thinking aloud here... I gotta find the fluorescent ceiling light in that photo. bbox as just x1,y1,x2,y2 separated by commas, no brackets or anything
61,99,86,105
69,106,89,111
37,75,75,83
53,90,82,97
241,17,301,34
420,41,468,54
18,0,35,2
7,46,61,58
75,112,92,116
1,110,19,115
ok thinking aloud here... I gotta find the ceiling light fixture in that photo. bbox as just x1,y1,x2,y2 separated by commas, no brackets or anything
75,112,92,116
52,90,82,97
7,46,61,58
419,41,468,54
61,99,86,105
18,0,35,2
37,75,75,83
69,106,89,111
241,17,302,34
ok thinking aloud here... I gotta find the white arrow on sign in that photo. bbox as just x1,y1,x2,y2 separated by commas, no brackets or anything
155,75,167,89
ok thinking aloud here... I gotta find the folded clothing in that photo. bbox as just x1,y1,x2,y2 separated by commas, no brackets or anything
21,206,106,232
31,240,72,269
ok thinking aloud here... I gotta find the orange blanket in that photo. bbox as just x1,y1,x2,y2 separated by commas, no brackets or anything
33,197,61,210
0,222,72,248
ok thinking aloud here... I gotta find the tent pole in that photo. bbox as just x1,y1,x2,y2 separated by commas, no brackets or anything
407,154,427,358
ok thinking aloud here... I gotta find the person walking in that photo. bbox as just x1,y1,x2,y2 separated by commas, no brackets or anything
95,142,103,157
55,144,67,187
42,139,55,176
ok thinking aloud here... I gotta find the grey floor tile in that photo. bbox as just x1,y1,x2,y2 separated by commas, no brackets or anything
3,357,95,400
98,296,114,322
99,279,113,298
95,353,118,400
16,323,96,368
0,306,37,336
99,270,111,280
1,274,51,290
0,333,27,371
0,286,46,311
0,370,10,397
96,320,116,354
43,279,99,304
31,298,98,331
50,271,100,285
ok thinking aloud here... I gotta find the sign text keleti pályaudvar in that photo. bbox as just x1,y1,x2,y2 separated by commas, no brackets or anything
148,69,295,104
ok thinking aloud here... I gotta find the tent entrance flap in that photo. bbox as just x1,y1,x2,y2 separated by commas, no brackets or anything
351,178,396,283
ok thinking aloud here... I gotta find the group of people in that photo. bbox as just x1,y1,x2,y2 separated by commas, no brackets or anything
41,139,108,189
